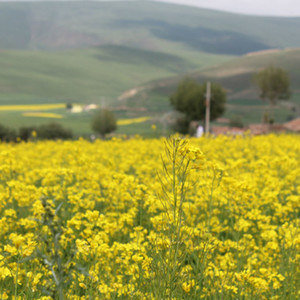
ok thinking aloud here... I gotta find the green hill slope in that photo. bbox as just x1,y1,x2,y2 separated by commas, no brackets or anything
0,46,232,104
145,48,300,99
0,1,299,55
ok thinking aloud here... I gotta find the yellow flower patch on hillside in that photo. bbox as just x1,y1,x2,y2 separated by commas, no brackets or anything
22,112,63,119
0,103,65,111
117,116,151,126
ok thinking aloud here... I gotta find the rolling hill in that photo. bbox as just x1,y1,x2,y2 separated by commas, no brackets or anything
0,46,232,104
0,1,300,54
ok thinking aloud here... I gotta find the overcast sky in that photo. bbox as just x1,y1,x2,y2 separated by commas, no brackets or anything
156,0,300,16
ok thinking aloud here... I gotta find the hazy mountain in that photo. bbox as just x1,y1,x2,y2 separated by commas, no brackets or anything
0,1,299,55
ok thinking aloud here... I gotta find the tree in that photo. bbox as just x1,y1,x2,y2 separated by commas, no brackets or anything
92,108,117,138
169,77,227,125
254,66,291,106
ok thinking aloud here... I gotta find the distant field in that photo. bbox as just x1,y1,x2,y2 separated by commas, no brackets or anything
1,92,298,137
0,105,158,136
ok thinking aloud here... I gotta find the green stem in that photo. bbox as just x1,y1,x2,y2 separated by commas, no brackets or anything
207,174,216,232
15,260,19,299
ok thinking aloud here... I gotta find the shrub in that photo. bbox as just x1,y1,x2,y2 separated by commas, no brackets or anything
66,102,73,110
172,116,190,134
91,109,117,138
0,123,17,142
229,116,244,128
37,123,73,140
19,126,37,141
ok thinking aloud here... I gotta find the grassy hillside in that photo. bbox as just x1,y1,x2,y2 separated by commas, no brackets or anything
0,46,232,104
0,1,299,55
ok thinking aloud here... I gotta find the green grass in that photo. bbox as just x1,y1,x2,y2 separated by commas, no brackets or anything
222,105,292,125
0,110,89,135
228,98,264,106
290,92,300,104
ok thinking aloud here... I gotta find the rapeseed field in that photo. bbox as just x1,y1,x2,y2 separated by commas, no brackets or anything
117,117,151,126
22,112,63,119
0,104,65,111
0,134,299,299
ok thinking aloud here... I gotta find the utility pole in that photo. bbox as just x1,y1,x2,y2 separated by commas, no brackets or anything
205,81,211,134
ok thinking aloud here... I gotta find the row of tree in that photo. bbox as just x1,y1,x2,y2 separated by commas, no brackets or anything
0,123,73,142
0,113,117,142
